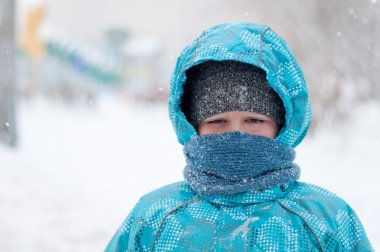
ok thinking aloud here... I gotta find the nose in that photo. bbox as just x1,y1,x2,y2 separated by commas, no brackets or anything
230,121,243,132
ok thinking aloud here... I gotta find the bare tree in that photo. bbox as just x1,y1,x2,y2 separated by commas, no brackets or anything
0,0,17,147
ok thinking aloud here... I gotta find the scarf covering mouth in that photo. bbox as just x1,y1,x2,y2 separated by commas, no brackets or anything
183,131,300,196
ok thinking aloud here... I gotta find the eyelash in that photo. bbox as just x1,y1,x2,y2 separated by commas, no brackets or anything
247,118,264,124
207,119,226,124
206,118,264,124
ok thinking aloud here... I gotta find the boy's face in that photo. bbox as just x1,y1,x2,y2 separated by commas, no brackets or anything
197,111,280,139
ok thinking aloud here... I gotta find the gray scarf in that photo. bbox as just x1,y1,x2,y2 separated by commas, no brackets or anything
183,131,300,196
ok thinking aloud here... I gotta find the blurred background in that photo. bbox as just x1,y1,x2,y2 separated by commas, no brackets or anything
0,0,379,251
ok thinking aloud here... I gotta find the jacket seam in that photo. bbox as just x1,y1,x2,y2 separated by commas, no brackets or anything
275,199,325,252
149,197,202,252
258,27,271,66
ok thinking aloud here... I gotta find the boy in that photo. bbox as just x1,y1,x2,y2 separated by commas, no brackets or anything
105,22,373,251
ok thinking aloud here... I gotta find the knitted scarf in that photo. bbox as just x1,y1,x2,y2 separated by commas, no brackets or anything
183,131,300,196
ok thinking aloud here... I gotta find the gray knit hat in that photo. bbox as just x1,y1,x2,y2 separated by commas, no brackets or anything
181,60,285,127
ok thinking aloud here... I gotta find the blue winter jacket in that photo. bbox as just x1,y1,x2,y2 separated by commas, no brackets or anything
105,22,373,252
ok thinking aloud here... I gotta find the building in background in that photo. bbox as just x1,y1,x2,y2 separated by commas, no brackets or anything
17,4,167,105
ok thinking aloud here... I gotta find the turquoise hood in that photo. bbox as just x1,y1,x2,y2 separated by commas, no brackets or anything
169,22,311,147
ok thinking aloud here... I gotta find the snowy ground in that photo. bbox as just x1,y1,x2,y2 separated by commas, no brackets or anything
0,95,379,251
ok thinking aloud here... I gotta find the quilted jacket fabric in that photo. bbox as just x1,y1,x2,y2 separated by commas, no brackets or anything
106,181,372,251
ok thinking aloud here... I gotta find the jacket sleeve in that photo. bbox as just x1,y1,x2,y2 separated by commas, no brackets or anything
336,204,374,252
321,199,374,251
105,201,146,252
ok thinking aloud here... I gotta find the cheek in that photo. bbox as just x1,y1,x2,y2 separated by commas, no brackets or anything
197,124,228,135
197,124,211,135
260,124,279,139
243,123,279,139
261,127,278,139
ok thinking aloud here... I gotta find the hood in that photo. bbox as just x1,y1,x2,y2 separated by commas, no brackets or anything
168,22,311,148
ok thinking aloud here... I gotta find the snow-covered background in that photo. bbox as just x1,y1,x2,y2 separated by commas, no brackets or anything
0,95,379,251
0,0,379,251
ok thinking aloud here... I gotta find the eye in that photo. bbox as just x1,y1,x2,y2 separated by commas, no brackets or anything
246,118,264,124
207,119,227,124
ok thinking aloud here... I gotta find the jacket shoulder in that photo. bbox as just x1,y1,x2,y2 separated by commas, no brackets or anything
139,181,196,203
135,181,197,219
282,182,373,251
105,182,197,252
284,181,358,219
287,181,342,203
